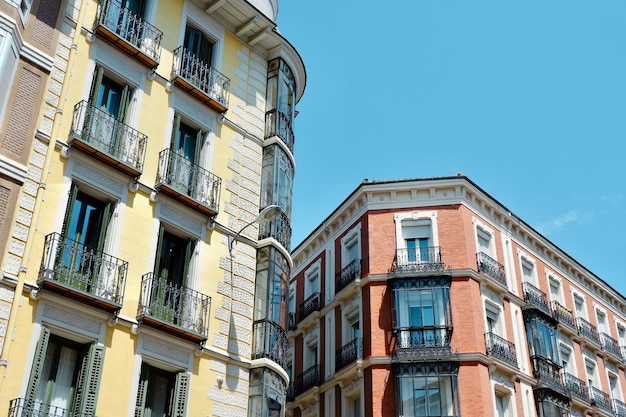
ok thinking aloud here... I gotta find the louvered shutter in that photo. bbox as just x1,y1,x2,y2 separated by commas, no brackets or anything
60,184,79,240
96,200,113,255
133,368,148,417
72,344,104,416
25,327,51,406
172,372,190,417
89,67,104,108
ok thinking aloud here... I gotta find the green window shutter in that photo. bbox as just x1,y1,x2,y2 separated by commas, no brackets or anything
96,200,113,254
170,113,181,150
72,344,105,416
172,372,190,417
118,84,130,122
61,184,79,240
134,368,148,417
25,327,51,406
154,223,165,279
182,239,194,288
89,66,105,108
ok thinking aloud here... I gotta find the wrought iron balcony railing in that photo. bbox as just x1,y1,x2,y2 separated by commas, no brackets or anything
336,337,362,372
70,100,147,176
476,252,506,286
171,46,230,112
621,346,626,362
155,149,221,216
615,399,626,417
295,364,320,396
391,247,444,274
94,0,163,66
258,209,292,251
252,319,287,368
531,356,564,392
577,317,600,345
335,258,361,294
522,281,551,316
564,372,590,403
264,109,294,153
600,332,622,358
590,386,613,413
137,273,210,342
484,332,518,367
395,326,452,355
8,398,94,417
551,301,576,329
298,292,320,323
38,232,127,310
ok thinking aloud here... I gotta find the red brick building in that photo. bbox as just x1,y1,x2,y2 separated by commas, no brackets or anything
287,176,626,417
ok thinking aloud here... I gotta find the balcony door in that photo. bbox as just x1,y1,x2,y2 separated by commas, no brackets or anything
135,364,189,417
168,113,203,196
184,27,212,65
402,219,432,264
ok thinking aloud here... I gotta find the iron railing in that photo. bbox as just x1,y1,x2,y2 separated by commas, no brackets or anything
258,209,292,251
391,247,444,274
590,386,613,413
171,46,230,109
551,301,576,329
396,327,452,351
522,281,551,316
621,346,626,362
137,273,210,338
600,332,622,358
8,398,94,417
298,292,320,323
39,232,127,305
476,252,506,286
336,337,362,372
335,258,361,294
155,148,221,213
577,317,600,345
264,109,294,153
70,100,148,173
252,319,288,368
484,332,518,367
615,399,626,417
531,356,564,393
564,372,589,402
295,365,320,395
95,0,163,63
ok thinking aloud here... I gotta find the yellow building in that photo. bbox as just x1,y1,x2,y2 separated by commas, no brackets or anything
0,0,305,415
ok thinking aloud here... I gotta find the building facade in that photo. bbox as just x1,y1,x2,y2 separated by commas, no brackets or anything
0,0,304,415
288,176,626,417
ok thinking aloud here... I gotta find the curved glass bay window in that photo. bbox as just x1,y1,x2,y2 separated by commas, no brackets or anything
265,59,296,152
253,246,289,367
249,368,286,417
396,362,460,417
391,276,453,353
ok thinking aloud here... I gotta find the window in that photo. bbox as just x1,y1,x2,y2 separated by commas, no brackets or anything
19,0,33,22
559,344,575,375
25,328,104,416
260,144,294,216
596,310,609,334
0,29,19,126
476,227,494,258
485,303,502,336
520,258,535,284
609,373,622,401
402,219,432,263
305,263,320,298
396,362,459,417
342,230,360,267
573,294,586,319
184,26,213,66
351,396,361,417
585,359,598,388
495,391,509,417
548,277,562,303
134,363,189,417
267,59,296,125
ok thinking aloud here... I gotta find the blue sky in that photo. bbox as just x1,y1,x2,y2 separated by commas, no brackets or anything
276,2,626,296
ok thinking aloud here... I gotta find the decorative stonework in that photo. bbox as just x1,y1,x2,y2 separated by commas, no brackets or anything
73,160,125,197
42,304,102,337
141,336,191,368
159,203,203,237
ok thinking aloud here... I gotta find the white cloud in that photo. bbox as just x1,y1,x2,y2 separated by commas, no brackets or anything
537,210,591,235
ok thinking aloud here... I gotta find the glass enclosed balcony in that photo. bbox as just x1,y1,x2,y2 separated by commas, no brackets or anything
264,109,294,153
258,210,292,251
391,246,444,274
484,332,518,367
335,337,362,372
522,281,551,316
170,46,230,112
298,292,320,324
155,149,221,216
252,319,287,368
476,252,506,287
69,101,147,177
335,258,361,294
38,232,127,312
137,273,210,342
93,0,163,68
395,326,452,359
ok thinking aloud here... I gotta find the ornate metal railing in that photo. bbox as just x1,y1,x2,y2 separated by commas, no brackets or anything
258,209,292,251
590,386,613,413
577,317,600,345
522,282,551,316
391,247,444,274
295,365,320,395
484,332,518,367
298,292,320,323
137,273,210,338
70,100,148,173
264,109,294,153
531,356,564,392
396,327,451,351
252,319,287,368
476,252,506,286
621,346,626,362
335,258,361,294
564,372,590,402
8,398,94,417
551,301,576,329
39,232,127,306
615,399,626,417
155,148,221,213
95,0,163,64
600,332,622,358
171,46,230,109
336,337,362,372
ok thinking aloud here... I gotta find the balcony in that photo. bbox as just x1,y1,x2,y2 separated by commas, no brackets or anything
170,46,229,112
298,292,320,324
476,252,506,287
531,356,564,393
155,149,221,217
600,332,622,360
335,258,361,294
8,398,93,417
336,337,362,372
69,101,147,177
38,232,127,312
258,209,292,251
564,372,590,403
390,247,444,274
264,109,294,154
551,301,576,330
590,386,613,413
484,332,518,367
614,399,626,417
395,326,452,359
252,319,287,368
137,273,210,343
577,317,600,345
622,346,626,362
295,365,320,396
93,0,163,68
522,282,551,317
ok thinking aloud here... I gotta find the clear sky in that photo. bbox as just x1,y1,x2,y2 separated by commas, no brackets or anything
275,1,626,296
